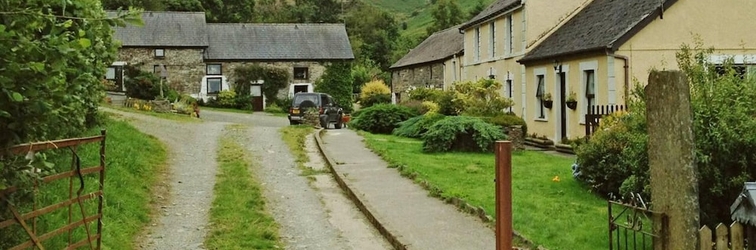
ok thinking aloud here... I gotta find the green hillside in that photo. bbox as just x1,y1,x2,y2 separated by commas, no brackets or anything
362,0,496,38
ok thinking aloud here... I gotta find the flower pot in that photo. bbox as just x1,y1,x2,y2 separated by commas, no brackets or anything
566,100,577,110
543,100,554,109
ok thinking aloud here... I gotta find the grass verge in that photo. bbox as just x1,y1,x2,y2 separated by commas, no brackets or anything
360,132,607,250
279,125,328,176
101,104,200,123
200,106,253,114
0,115,167,249
205,125,281,249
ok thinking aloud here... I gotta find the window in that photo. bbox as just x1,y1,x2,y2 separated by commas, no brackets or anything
207,64,222,75
714,64,756,79
452,61,457,81
294,67,309,80
207,78,222,94
154,48,165,58
506,79,513,113
536,75,545,119
584,70,596,115
475,27,481,62
507,15,513,54
490,22,496,58
106,67,117,80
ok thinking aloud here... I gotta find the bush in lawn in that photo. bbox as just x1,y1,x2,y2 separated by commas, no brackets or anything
483,113,528,136
407,87,443,102
350,104,418,134
422,116,506,152
454,78,514,117
360,80,392,107
398,100,425,115
393,113,446,138
264,103,285,113
275,96,293,112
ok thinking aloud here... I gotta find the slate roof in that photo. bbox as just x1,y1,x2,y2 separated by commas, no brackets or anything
110,11,209,47
390,25,464,69
519,0,677,63
459,0,522,30
204,23,354,61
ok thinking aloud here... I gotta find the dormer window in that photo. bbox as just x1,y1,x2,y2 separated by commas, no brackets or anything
154,48,165,58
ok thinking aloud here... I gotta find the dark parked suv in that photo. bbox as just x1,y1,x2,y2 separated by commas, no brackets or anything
288,92,344,129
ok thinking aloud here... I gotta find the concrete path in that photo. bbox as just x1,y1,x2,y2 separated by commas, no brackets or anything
319,129,496,250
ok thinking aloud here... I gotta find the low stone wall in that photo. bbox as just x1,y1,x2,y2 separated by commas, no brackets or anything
504,125,525,150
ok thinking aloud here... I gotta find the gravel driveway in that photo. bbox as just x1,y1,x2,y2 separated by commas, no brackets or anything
103,108,388,250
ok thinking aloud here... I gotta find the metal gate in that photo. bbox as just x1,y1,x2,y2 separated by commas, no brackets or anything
609,192,665,250
0,130,106,249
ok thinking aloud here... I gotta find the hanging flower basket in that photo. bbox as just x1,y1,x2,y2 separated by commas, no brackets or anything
543,100,554,109
566,100,578,110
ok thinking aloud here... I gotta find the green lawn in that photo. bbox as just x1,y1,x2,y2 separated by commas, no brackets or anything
205,124,281,249
360,132,609,250
0,116,167,249
280,125,327,176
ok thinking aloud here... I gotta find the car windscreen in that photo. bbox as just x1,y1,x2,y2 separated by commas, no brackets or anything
292,95,319,106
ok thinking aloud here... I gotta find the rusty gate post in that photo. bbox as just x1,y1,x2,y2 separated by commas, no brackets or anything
496,141,513,250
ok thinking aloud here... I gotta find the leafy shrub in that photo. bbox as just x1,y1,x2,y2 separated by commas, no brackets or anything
421,101,440,114
275,96,293,112
422,116,506,152
234,95,253,110
393,113,446,138
350,104,418,134
359,80,392,108
316,61,354,113
483,114,528,136
407,87,443,102
165,88,180,102
217,90,237,107
124,66,162,100
264,103,285,113
230,64,290,106
454,78,514,116
399,100,425,115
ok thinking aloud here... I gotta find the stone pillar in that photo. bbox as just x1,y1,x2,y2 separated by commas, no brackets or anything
504,126,524,150
645,70,699,250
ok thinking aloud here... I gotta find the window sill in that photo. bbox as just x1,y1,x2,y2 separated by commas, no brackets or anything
534,118,548,122
206,74,223,76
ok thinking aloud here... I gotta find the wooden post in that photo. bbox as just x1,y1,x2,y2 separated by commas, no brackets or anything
495,141,513,250
646,70,700,250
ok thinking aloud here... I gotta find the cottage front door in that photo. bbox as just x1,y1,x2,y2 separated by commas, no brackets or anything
250,84,264,111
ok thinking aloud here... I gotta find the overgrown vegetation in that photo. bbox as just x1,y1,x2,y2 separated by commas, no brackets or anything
393,112,446,138
422,116,506,152
359,80,392,108
206,125,281,249
575,40,756,227
315,61,355,113
1,116,167,249
229,64,290,107
350,104,418,134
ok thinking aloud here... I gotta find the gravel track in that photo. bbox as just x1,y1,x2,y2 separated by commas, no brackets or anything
104,108,388,250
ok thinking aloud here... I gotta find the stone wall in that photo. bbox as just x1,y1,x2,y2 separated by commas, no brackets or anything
117,48,206,94
390,62,445,94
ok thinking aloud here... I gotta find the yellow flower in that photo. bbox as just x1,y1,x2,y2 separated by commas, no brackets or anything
552,176,561,182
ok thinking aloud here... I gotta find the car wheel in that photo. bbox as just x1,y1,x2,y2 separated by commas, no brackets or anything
334,114,343,129
320,117,328,129
289,120,297,125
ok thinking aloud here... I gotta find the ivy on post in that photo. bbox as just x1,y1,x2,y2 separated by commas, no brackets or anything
645,70,700,250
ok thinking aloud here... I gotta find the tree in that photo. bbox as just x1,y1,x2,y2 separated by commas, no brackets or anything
101,0,165,10
315,61,355,113
468,0,486,19
202,0,256,23
164,0,204,11
426,0,465,36
345,3,400,71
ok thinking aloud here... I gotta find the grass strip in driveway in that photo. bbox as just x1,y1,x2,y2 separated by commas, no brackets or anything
360,132,608,250
205,125,281,249
280,125,327,176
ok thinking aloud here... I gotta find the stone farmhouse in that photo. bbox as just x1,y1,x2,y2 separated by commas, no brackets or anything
389,25,464,103
105,11,354,111
393,0,756,142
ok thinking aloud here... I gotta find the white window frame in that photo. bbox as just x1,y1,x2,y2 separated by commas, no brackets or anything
475,27,481,62
154,48,165,58
207,77,223,94
579,61,598,124
534,67,547,121
507,15,513,55
489,22,496,58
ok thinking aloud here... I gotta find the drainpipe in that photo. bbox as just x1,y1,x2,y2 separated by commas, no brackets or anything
610,54,630,106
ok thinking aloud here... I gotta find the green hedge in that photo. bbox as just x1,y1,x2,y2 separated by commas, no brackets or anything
422,116,506,152
350,104,418,134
